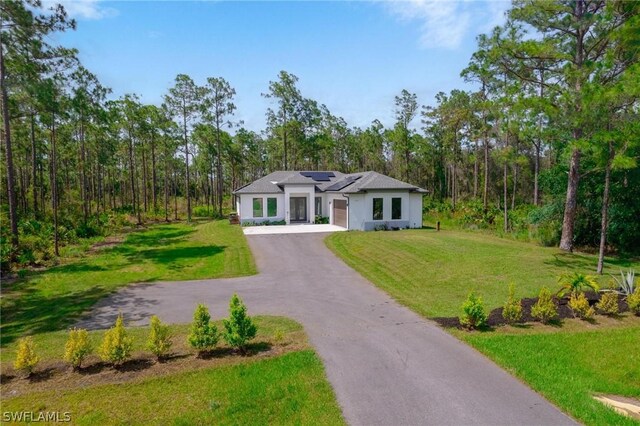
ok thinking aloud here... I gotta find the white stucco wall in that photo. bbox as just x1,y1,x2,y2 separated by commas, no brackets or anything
347,193,366,230
237,193,285,223
347,190,423,231
409,192,424,229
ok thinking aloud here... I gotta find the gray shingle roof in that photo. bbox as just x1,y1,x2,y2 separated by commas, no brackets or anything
232,171,290,194
233,171,427,194
339,171,426,193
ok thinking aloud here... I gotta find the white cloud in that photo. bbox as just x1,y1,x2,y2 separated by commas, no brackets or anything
43,0,118,20
481,0,509,33
384,0,510,50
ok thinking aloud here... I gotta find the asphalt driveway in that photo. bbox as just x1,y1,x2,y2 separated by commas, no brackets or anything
79,233,575,426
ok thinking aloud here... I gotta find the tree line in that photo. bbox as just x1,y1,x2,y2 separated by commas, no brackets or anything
1,0,639,272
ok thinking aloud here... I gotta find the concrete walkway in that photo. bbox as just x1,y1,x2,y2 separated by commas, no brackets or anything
242,223,346,235
79,233,575,426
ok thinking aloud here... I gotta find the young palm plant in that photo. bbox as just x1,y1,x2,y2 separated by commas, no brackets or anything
557,273,599,298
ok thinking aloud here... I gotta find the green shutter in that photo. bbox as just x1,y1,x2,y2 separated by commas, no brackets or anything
267,198,277,217
252,198,263,218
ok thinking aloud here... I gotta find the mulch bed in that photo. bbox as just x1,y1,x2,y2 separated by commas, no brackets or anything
0,339,306,399
434,292,631,329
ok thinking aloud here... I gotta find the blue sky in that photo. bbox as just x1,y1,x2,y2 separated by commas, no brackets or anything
51,0,510,131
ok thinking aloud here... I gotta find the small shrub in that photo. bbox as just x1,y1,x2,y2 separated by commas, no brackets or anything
99,314,134,366
374,223,389,231
147,315,173,360
502,284,523,325
597,292,619,316
188,304,218,357
64,328,92,370
223,294,257,354
531,287,558,324
76,220,102,238
273,328,285,344
459,291,487,330
315,216,329,224
557,273,599,297
627,287,640,315
568,291,595,320
14,337,39,376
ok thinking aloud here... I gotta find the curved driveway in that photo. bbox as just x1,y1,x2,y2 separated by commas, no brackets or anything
79,233,575,426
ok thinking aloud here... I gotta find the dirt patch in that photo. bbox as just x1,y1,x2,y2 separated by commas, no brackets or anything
594,395,640,420
1,331,307,399
88,235,125,253
434,292,632,329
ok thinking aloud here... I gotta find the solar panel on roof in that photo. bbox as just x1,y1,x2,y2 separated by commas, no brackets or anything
324,175,361,191
300,171,335,182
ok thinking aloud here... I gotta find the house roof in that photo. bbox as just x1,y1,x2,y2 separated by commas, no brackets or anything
233,171,427,194
337,171,427,193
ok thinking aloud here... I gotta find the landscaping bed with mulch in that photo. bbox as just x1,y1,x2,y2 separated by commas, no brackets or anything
434,292,631,328
1,333,306,398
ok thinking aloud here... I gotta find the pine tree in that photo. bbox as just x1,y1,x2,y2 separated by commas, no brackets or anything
99,314,133,366
223,294,257,354
187,304,218,357
147,315,173,360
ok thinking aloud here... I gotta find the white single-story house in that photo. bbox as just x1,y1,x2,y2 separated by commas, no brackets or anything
233,171,426,231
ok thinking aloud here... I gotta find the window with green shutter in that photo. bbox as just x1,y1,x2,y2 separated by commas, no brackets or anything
267,198,277,217
252,198,263,218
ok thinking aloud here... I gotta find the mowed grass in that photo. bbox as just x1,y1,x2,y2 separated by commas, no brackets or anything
1,220,256,346
456,326,640,426
2,351,344,426
1,317,344,426
326,228,639,318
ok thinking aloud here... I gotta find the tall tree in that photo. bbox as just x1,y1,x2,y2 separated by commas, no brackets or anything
202,77,236,216
263,71,304,170
118,95,143,224
393,89,418,182
503,0,639,251
1,0,75,256
462,34,497,211
69,66,109,222
164,74,201,222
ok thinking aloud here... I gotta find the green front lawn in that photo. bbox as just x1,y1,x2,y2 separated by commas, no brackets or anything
456,325,640,426
1,317,345,425
3,351,344,426
326,228,639,318
326,228,640,425
1,220,256,346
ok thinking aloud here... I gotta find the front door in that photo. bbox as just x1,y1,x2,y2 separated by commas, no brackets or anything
290,197,307,222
